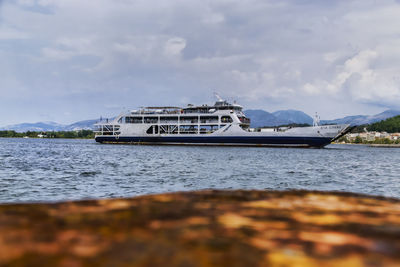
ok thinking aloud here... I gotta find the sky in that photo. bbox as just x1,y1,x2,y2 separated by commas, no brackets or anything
1,0,400,125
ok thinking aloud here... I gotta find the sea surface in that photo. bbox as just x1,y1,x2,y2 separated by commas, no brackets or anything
0,138,400,203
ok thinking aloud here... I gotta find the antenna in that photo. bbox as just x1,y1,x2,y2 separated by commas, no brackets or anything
214,92,224,101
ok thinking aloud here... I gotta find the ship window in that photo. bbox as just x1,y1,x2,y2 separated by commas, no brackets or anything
125,116,143,123
144,117,159,123
199,125,218,134
160,116,178,123
102,125,113,135
221,116,233,123
179,125,198,134
170,125,178,134
200,116,218,124
238,116,250,124
179,116,198,123
146,125,158,134
102,125,113,132
159,125,179,134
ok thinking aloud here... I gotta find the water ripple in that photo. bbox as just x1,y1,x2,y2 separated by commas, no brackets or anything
0,138,400,203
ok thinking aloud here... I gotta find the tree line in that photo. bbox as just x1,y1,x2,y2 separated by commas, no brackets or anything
366,115,400,133
348,115,400,134
0,130,95,139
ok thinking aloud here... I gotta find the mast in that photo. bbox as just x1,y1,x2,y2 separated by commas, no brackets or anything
313,112,320,127
214,92,224,102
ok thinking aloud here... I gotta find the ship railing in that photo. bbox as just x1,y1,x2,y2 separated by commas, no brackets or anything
159,120,179,123
94,124,120,136
154,119,219,124
180,119,199,123
200,120,219,124
140,111,181,115
182,110,216,114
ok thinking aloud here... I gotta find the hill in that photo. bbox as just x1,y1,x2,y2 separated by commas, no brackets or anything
63,119,98,131
366,115,400,133
0,122,65,132
0,119,98,132
321,110,400,126
243,109,282,127
272,110,313,125
244,109,313,127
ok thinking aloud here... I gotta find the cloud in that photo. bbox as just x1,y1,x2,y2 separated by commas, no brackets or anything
41,47,75,60
303,49,400,107
1,0,400,124
0,26,29,40
303,50,378,95
164,37,186,57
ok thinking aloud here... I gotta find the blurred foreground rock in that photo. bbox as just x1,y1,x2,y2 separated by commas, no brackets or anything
1,190,400,267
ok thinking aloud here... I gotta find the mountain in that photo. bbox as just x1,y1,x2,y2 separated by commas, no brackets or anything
272,110,313,125
369,110,400,124
0,122,65,132
321,115,365,125
367,115,400,133
244,110,282,128
245,109,400,128
244,109,313,127
0,119,99,132
321,109,400,126
63,119,98,131
2,109,400,132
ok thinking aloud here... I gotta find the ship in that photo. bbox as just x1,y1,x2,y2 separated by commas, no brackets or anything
94,96,351,148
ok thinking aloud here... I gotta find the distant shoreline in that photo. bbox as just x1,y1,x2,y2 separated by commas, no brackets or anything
0,136,93,140
368,144,400,148
334,142,400,148
0,130,94,139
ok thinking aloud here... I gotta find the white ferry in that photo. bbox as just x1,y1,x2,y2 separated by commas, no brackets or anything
94,96,351,148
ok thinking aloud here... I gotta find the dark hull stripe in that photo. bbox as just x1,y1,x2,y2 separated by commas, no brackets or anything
95,136,333,148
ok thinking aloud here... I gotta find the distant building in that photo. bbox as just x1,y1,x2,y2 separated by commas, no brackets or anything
343,131,400,143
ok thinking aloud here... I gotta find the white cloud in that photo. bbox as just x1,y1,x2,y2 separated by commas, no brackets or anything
41,47,75,60
302,49,400,107
344,50,378,74
113,43,137,55
202,12,225,24
303,83,320,95
164,37,186,57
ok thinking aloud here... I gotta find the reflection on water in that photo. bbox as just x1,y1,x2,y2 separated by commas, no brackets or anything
0,138,400,203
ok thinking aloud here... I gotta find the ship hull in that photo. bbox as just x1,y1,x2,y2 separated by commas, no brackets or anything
95,136,333,148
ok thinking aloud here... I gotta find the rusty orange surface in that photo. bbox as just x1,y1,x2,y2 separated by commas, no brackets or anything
1,190,400,266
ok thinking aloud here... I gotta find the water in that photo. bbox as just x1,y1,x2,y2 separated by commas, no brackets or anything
0,138,400,203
